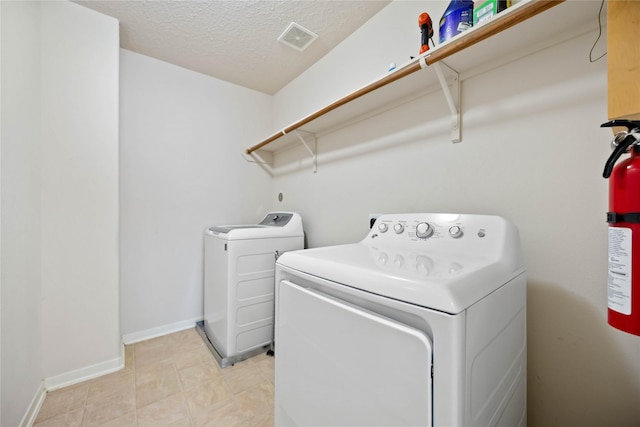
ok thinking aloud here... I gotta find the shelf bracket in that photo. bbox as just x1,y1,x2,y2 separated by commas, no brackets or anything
432,61,461,143
293,130,317,173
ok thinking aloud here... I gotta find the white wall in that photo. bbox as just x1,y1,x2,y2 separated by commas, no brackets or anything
39,1,120,383
1,1,120,423
272,2,640,426
273,1,447,131
1,2,43,425
119,50,274,340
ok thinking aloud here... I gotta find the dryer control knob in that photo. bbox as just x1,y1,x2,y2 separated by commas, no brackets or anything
378,223,388,233
449,226,463,238
415,222,433,239
393,223,404,234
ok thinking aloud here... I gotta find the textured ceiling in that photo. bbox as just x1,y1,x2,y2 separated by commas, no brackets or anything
74,0,391,95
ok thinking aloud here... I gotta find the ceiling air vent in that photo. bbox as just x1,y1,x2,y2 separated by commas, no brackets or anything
278,22,318,51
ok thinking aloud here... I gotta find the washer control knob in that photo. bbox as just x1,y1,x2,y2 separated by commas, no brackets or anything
449,225,463,238
378,223,388,233
393,223,404,234
415,222,433,239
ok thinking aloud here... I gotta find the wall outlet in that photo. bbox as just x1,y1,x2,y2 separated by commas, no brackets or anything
369,213,381,229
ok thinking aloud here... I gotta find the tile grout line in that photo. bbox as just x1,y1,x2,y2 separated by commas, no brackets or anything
171,348,192,426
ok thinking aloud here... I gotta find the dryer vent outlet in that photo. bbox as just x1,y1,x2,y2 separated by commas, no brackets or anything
278,22,318,51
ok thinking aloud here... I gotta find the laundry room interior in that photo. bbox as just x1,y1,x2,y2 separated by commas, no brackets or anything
2,0,640,426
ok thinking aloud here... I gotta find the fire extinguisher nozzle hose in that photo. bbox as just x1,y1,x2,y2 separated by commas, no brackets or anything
603,138,633,178
602,120,640,179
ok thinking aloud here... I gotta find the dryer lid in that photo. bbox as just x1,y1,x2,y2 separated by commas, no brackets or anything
279,243,524,314
277,213,525,314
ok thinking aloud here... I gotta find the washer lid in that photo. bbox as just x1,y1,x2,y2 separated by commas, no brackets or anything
278,243,523,314
208,224,266,234
206,212,304,240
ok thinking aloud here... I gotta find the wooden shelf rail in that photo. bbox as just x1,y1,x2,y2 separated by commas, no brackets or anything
245,0,563,155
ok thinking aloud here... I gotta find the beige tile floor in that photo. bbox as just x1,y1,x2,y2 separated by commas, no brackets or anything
33,328,274,427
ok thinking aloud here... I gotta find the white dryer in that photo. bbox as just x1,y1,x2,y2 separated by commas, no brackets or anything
275,213,526,426
202,212,303,367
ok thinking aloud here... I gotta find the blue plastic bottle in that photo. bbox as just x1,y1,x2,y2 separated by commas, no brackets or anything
439,0,474,43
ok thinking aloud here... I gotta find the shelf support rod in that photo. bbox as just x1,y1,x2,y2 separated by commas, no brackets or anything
432,61,461,143
294,130,317,173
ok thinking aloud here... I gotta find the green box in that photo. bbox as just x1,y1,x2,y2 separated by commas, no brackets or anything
474,0,510,25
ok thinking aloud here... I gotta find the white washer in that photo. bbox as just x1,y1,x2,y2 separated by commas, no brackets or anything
275,213,526,426
202,212,303,367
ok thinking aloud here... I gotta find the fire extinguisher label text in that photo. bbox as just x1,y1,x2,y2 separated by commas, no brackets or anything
608,227,632,315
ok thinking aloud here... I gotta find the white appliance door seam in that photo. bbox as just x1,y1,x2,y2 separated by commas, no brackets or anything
276,279,433,427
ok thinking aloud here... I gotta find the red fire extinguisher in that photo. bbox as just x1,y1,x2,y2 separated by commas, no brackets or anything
602,120,640,336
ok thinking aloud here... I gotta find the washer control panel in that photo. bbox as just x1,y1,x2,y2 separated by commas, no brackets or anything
259,212,294,226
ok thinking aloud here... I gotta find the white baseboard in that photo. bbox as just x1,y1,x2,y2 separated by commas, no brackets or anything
44,344,125,392
122,316,203,345
20,381,46,427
